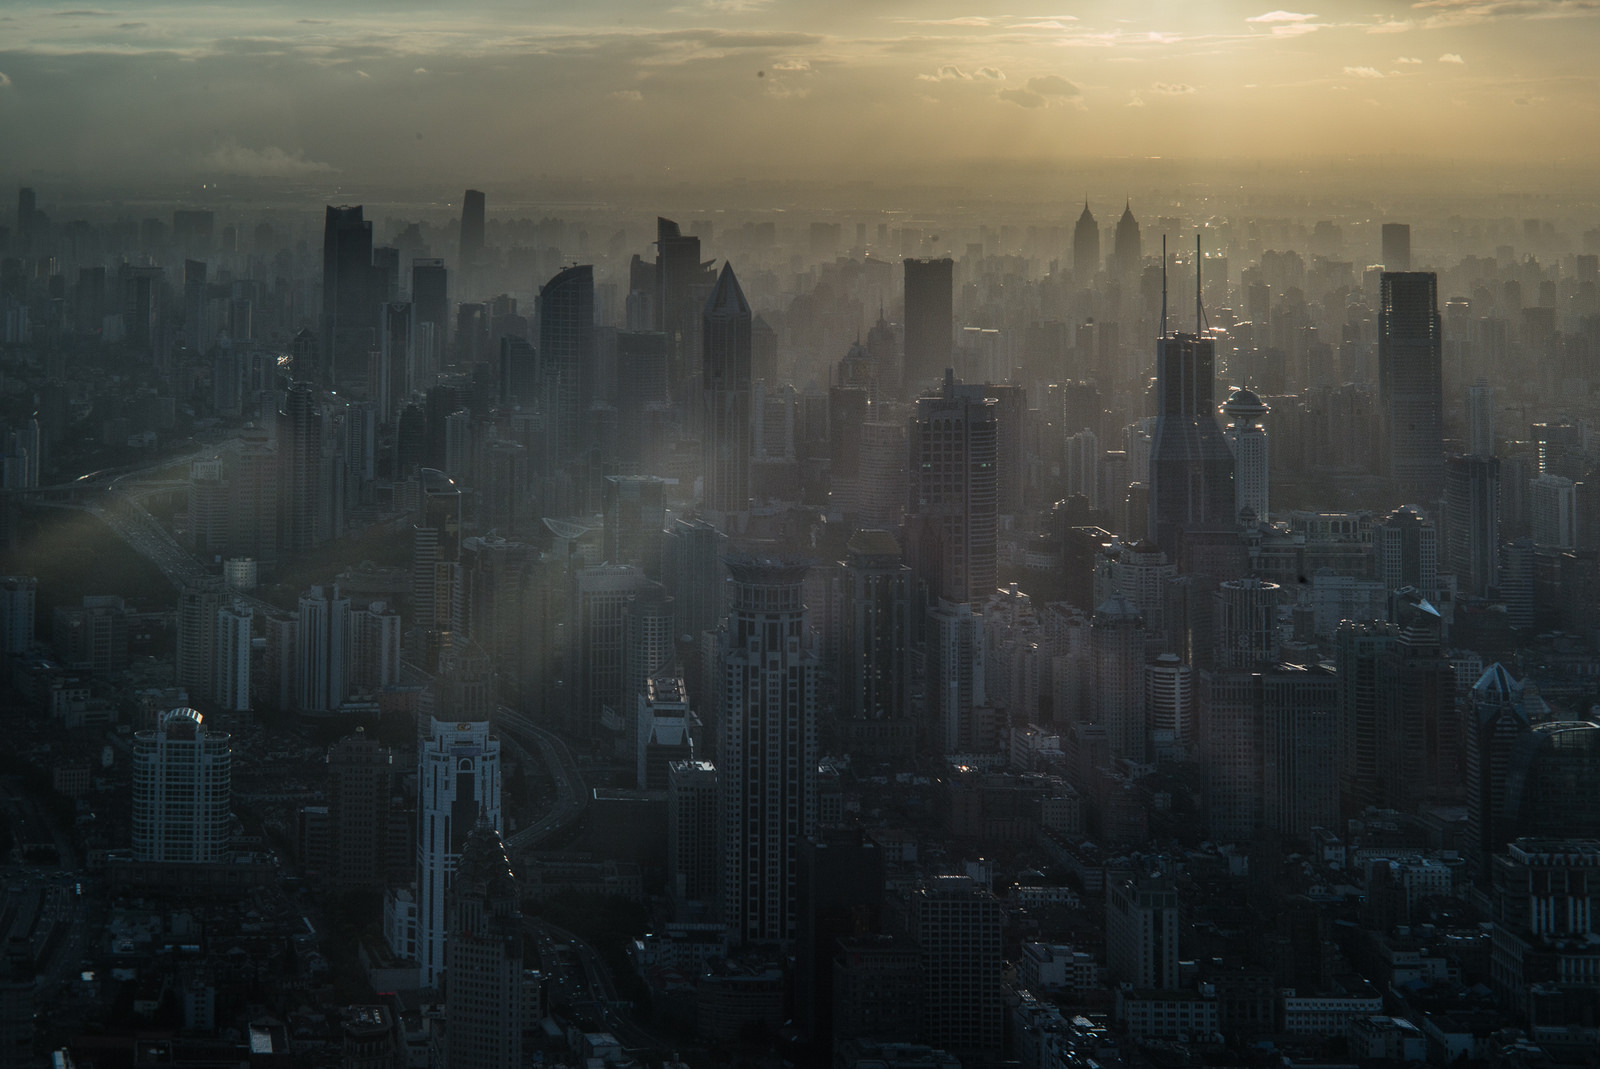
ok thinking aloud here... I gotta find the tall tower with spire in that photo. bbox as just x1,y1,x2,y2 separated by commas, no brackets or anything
1073,200,1100,277
702,263,753,525
1113,201,1142,279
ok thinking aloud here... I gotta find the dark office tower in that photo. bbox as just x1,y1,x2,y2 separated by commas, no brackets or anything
907,373,998,605
1378,272,1444,500
702,263,753,522
795,830,885,1049
372,245,400,301
119,264,161,356
1444,454,1501,597
1335,621,1398,816
1148,330,1236,556
396,401,427,475
615,331,669,466
459,189,486,267
604,475,668,572
1466,664,1533,875
718,557,820,947
15,188,36,251
414,469,463,633
657,217,716,396
321,205,381,387
497,335,535,409
443,824,523,1069
1377,597,1459,811
326,730,399,893
838,531,914,758
375,302,412,424
1381,223,1411,272
1072,200,1100,278
1262,664,1340,843
902,258,953,393
281,382,321,554
1113,201,1143,279
537,264,595,465
914,876,1003,1058
410,257,448,379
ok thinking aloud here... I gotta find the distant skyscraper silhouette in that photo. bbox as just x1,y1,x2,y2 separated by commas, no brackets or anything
702,262,753,522
1113,200,1143,278
16,187,37,251
1381,222,1411,272
656,217,716,399
321,205,381,386
1148,328,1236,555
410,258,448,383
903,258,953,393
443,824,523,1069
459,189,486,267
1378,272,1444,499
907,372,998,604
1444,454,1500,597
1466,377,1494,456
1073,200,1100,277
537,264,596,464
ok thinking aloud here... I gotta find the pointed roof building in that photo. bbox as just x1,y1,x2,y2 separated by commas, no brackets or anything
1073,199,1100,277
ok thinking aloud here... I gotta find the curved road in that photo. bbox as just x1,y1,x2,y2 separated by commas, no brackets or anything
497,708,589,853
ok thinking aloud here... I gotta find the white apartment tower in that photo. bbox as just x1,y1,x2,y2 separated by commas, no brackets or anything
132,708,232,864
417,716,502,988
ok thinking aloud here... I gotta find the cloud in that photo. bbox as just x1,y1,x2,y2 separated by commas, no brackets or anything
0,72,10,88
998,87,1046,107
1126,92,1146,107
1515,94,1544,104
1247,10,1318,21
696,0,775,11
1026,74,1079,97
413,66,429,74
1412,0,1600,26
1368,19,1414,31
609,89,643,101
1396,56,1423,63
1152,82,1196,94
355,69,371,78
1344,65,1385,77
918,64,1005,82
1439,52,1465,62
203,144,334,177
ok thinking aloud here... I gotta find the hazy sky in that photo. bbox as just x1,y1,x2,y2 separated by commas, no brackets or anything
2,0,1597,188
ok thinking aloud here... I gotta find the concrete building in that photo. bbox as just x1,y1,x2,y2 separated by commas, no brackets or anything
132,708,231,864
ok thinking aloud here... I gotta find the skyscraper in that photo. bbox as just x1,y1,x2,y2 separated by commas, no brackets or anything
1222,388,1270,523
326,729,399,893
667,759,719,914
1444,454,1500,597
417,716,502,988
458,189,486,268
1106,872,1180,990
281,381,322,555
176,578,225,706
903,258,953,392
321,205,381,386
1261,664,1339,843
718,557,820,946
132,708,231,864
442,824,523,1069
0,576,35,655
1375,505,1438,594
569,564,652,737
377,301,413,424
1466,377,1494,456
1381,222,1411,272
1091,593,1146,761
839,531,913,750
1336,621,1398,815
927,598,986,755
907,373,998,605
1073,201,1100,277
1148,328,1236,556
702,262,753,522
914,876,1003,1056
410,258,448,381
1378,272,1444,499
214,602,252,713
538,264,596,465
655,217,717,397
1112,201,1142,279
296,585,351,715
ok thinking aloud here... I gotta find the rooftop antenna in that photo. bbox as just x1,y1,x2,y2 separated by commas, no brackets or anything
1195,232,1203,335
1159,235,1168,339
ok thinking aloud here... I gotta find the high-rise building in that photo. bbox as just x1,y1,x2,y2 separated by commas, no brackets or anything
417,717,502,988
1378,272,1444,499
661,518,727,642
1531,473,1577,549
214,602,252,713
0,576,36,655
411,258,448,379
1200,669,1264,841
839,531,914,752
655,218,717,397
718,557,820,946
1466,377,1494,456
569,565,652,738
1375,505,1438,594
1381,223,1411,273
442,824,522,1069
1106,872,1180,990
1262,664,1339,843
538,264,596,465
1145,653,1194,758
1489,840,1600,1012
1376,598,1459,811
621,584,676,747
296,585,350,715
1072,201,1100,278
795,830,885,1049
281,381,322,554
903,258,954,392
857,421,908,532
176,578,226,705
1148,329,1236,556
702,263,753,522
321,205,381,386
927,599,986,755
1091,593,1146,761
667,759,719,913
350,599,403,694
1214,578,1280,671
1444,454,1501,597
458,189,486,268
907,373,998,605
636,675,694,791
1112,201,1142,280
1222,388,1270,523
414,469,463,633
615,330,670,466
132,708,232,864
914,876,1003,1056
603,474,667,572
1336,621,1398,816
377,301,413,424
326,729,399,893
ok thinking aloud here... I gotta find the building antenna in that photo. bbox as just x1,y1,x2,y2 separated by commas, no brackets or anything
1195,232,1205,335
1159,235,1168,339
